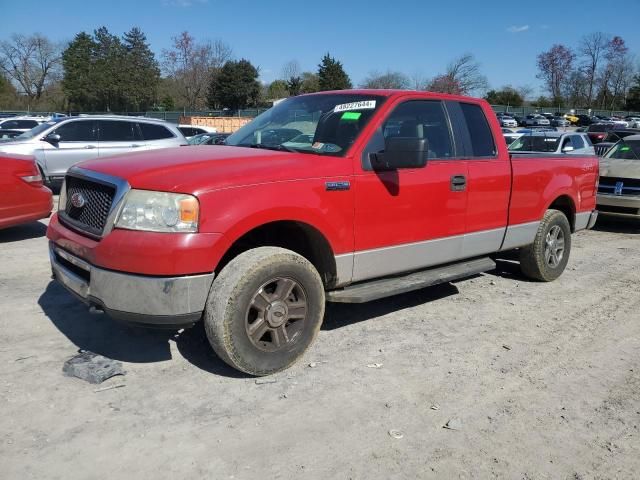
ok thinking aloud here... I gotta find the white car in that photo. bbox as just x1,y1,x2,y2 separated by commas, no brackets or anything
499,115,518,128
0,116,48,132
524,114,551,127
0,116,187,185
623,116,640,129
508,131,595,156
178,124,217,139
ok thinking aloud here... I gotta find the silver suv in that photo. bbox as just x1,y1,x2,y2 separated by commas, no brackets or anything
0,116,186,185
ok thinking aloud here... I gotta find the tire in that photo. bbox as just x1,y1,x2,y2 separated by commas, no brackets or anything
519,209,572,282
204,247,325,376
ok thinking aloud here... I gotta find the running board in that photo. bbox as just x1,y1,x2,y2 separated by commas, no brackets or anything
326,257,496,303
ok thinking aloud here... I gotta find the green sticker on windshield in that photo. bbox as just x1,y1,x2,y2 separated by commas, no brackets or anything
341,111,361,121
620,146,630,151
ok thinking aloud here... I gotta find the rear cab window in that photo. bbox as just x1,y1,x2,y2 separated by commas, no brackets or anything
459,102,497,157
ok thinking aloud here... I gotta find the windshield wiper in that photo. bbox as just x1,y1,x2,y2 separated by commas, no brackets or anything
246,143,298,153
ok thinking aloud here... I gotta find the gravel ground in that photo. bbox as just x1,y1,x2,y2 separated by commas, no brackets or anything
1,204,639,480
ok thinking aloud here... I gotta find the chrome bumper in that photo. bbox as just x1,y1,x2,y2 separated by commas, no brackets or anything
49,242,215,327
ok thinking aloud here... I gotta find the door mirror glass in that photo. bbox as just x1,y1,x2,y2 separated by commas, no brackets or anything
44,133,61,144
371,137,428,170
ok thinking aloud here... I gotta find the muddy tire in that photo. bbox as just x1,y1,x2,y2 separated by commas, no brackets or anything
204,247,325,376
519,209,572,282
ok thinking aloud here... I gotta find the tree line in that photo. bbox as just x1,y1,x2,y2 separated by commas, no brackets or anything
1,28,639,112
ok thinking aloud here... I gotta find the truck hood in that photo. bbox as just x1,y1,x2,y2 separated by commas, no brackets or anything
600,157,640,179
77,146,347,194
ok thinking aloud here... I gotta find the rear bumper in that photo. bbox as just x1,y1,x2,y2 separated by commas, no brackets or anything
574,210,598,231
0,186,52,230
49,242,215,327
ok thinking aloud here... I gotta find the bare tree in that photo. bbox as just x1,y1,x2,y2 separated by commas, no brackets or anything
280,60,301,81
515,85,534,102
409,71,426,90
427,53,488,95
361,70,409,89
161,32,232,110
579,32,609,107
0,33,61,106
536,44,575,103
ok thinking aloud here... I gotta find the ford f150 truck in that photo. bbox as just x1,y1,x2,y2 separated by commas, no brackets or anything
47,90,599,375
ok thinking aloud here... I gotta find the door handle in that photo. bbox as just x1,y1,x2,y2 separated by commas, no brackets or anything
130,144,142,148
84,145,96,149
450,174,466,192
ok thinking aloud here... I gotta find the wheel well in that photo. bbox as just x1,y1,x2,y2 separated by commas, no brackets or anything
216,221,338,288
549,196,576,231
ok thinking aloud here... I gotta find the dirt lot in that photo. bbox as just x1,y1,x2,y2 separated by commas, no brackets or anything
1,204,639,479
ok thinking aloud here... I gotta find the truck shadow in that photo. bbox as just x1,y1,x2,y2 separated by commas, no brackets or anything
592,218,640,234
0,221,48,243
38,281,247,378
323,282,459,330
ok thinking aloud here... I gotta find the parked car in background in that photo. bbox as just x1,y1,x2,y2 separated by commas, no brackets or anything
597,134,640,219
498,115,517,128
0,129,23,140
178,125,217,139
0,116,47,132
563,113,579,124
593,129,640,156
508,131,595,156
587,123,617,144
0,116,187,186
511,114,525,126
187,132,230,145
524,114,551,127
624,116,640,128
0,153,52,229
574,114,594,126
550,116,570,128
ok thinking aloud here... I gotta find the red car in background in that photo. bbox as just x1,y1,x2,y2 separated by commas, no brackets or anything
0,153,53,229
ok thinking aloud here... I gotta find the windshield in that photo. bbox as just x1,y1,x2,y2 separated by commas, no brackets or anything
224,94,386,155
14,119,61,140
587,124,613,132
509,135,561,152
605,140,640,160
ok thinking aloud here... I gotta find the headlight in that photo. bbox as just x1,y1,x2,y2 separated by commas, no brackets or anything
115,189,199,233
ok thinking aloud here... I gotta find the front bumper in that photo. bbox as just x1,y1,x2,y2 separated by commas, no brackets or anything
597,194,640,219
49,242,215,327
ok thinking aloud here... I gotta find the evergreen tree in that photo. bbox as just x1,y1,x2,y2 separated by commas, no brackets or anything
208,59,260,110
93,27,126,111
627,75,640,111
317,53,352,91
62,32,98,110
123,27,160,111
0,73,18,108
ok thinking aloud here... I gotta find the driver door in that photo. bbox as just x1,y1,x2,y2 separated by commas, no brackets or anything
352,99,468,282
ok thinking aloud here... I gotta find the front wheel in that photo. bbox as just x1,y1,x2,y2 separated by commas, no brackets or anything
519,209,572,282
204,247,325,376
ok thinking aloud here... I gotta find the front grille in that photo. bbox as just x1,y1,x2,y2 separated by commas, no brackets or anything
60,176,116,237
594,144,613,156
598,176,640,196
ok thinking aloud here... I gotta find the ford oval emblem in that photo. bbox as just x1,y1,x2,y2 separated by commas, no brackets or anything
71,192,86,208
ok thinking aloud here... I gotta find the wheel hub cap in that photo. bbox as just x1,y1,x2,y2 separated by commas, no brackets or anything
266,301,289,328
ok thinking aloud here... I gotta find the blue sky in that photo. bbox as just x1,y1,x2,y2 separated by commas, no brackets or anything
2,0,639,96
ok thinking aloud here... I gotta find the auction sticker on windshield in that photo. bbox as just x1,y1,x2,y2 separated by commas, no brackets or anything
334,100,376,112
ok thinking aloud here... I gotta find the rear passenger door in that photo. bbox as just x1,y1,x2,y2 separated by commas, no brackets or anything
138,122,179,150
97,120,145,158
446,101,511,257
352,99,468,282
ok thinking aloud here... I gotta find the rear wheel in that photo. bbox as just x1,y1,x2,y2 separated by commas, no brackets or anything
204,247,325,376
519,209,572,282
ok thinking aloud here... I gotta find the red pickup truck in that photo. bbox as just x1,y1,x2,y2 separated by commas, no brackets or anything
47,90,598,375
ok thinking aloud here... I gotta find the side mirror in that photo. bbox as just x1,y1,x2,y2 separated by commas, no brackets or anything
371,137,428,171
562,145,574,153
44,133,61,144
